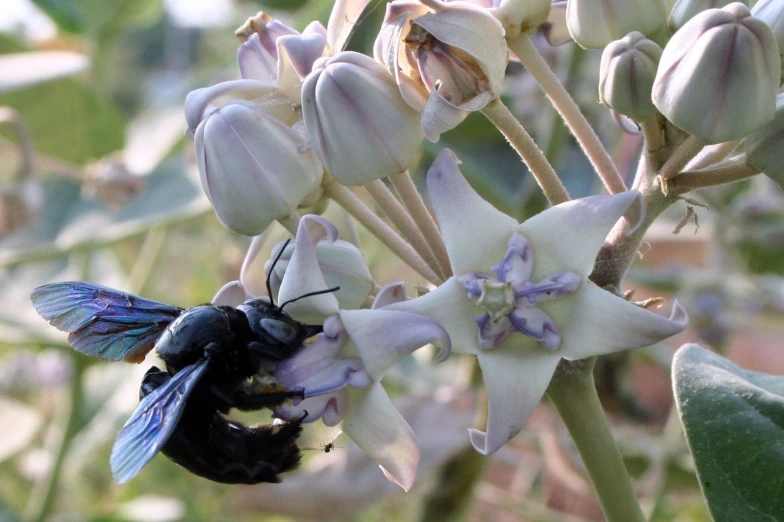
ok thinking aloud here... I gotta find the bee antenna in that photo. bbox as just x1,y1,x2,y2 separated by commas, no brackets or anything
267,238,291,309
278,286,340,314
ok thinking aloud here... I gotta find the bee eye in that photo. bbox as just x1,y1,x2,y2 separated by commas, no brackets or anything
259,318,298,344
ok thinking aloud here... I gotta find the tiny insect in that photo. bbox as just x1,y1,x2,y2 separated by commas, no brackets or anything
31,241,335,484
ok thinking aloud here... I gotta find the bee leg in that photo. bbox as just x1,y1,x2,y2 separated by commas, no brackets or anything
231,388,305,412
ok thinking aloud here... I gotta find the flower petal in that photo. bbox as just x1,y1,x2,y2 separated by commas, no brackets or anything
372,281,408,308
493,233,533,285
508,306,560,351
342,384,419,491
278,215,340,323
327,0,374,53
211,280,249,307
421,88,469,141
426,149,519,274
517,191,640,278
276,390,347,426
184,79,279,133
277,33,327,103
476,313,511,349
560,282,689,360
386,277,479,355
468,347,560,454
339,309,451,380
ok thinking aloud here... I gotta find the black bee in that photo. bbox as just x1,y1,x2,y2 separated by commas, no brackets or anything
30,241,334,484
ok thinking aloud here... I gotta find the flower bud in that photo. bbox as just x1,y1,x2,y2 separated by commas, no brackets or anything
236,13,299,83
195,101,323,235
567,0,667,49
266,237,374,311
301,51,424,186
599,32,662,121
669,0,749,32
652,3,780,144
752,0,784,80
488,0,551,37
745,93,784,185
374,0,507,141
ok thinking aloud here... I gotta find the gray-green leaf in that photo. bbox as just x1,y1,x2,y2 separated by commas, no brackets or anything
673,344,784,522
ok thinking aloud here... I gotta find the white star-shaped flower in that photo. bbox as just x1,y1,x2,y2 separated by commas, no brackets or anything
387,149,688,455
270,215,451,491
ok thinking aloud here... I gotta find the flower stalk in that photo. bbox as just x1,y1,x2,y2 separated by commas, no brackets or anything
324,180,442,284
481,98,571,205
389,171,452,278
506,36,627,195
659,135,704,181
670,160,760,191
546,359,646,522
364,179,445,279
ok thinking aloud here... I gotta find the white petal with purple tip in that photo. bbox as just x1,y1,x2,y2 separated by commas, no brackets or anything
470,348,560,455
517,191,640,278
342,384,419,491
560,283,688,360
426,150,518,274
339,309,451,379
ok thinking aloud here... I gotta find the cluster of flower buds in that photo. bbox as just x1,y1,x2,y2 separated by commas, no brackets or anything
177,0,784,493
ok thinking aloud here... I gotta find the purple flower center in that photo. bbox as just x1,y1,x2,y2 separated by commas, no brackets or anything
458,233,580,351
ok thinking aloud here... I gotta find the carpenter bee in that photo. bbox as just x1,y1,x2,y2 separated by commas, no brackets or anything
30,241,335,484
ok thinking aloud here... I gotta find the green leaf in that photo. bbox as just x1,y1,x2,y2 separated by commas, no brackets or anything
0,78,125,164
0,157,210,267
673,344,784,522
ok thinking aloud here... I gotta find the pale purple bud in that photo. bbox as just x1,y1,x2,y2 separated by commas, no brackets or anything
669,0,750,32
374,0,507,140
266,237,374,310
302,52,424,185
567,0,667,49
235,11,297,45
599,32,662,121
652,3,780,144
194,101,323,235
489,0,551,37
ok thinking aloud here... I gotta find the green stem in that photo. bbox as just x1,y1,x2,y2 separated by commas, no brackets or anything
507,36,627,195
23,355,88,522
481,98,570,205
546,360,646,522
670,160,760,192
128,225,169,294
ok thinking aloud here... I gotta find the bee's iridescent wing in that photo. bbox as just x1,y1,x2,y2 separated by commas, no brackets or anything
31,281,183,363
110,360,208,483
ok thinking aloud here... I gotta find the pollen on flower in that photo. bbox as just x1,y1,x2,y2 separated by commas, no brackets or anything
458,233,580,350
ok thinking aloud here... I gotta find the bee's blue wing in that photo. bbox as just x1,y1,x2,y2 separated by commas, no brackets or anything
110,360,209,484
31,282,183,363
